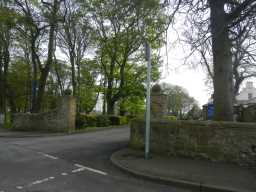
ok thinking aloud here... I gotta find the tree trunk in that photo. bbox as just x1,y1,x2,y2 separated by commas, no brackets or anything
31,36,38,112
70,52,76,96
0,60,4,114
209,0,234,121
107,99,115,115
32,0,59,112
3,43,10,124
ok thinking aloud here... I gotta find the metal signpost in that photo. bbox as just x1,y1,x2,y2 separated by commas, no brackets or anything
145,41,151,160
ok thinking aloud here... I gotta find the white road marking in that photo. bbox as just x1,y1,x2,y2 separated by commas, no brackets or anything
37,152,58,160
16,186,23,190
61,172,68,176
72,164,107,176
28,176,55,187
71,167,85,173
0,190,5,192
74,164,86,168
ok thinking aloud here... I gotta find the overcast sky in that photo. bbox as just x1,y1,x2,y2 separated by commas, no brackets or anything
160,25,256,107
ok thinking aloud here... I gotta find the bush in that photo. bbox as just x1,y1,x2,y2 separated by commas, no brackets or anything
84,115,97,127
76,114,97,129
64,89,72,95
96,115,110,127
108,115,120,125
164,115,177,121
76,114,85,129
119,116,128,125
108,115,128,125
76,114,128,129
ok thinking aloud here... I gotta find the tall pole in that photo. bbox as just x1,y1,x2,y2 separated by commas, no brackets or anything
145,41,151,160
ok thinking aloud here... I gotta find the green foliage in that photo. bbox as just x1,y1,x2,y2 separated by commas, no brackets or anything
96,115,111,127
0,6,20,27
163,115,177,121
76,113,128,129
78,59,101,113
108,115,128,125
84,0,165,114
119,116,128,125
119,96,145,116
8,59,30,112
1,0,171,117
186,105,202,120
161,83,200,119
64,89,72,95
3,112,12,129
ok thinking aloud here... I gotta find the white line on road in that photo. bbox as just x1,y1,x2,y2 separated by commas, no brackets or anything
37,152,59,160
71,167,85,173
72,164,107,176
61,172,68,176
74,164,86,168
28,176,55,187
16,186,23,190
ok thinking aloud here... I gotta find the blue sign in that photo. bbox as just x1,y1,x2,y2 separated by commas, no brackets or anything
207,104,214,119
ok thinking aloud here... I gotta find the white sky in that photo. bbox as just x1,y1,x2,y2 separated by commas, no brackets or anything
158,25,211,106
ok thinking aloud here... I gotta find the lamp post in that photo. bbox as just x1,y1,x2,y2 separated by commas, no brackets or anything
145,41,151,160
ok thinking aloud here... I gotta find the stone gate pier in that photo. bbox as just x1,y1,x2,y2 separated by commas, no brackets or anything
12,96,76,132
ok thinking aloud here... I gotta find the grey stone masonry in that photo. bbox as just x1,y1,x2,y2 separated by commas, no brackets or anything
150,84,168,119
130,119,256,168
12,96,76,132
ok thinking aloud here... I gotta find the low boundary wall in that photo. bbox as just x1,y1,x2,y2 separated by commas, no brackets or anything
12,96,76,132
130,119,256,167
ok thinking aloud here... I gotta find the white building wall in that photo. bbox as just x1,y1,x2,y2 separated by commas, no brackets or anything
236,82,256,102
93,93,104,113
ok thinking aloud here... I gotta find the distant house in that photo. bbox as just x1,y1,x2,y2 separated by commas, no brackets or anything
93,93,104,113
236,81,256,105
203,81,256,120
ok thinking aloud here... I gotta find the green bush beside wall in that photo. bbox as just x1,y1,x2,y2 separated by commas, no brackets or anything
76,114,128,129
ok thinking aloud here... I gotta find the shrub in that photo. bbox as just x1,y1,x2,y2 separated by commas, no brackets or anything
108,115,120,125
119,116,128,125
76,114,85,129
164,115,177,121
64,89,72,95
76,114,97,129
76,114,128,129
96,115,110,127
108,115,128,125
84,115,97,127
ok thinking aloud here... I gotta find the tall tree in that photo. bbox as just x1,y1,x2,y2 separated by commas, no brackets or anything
180,0,256,121
0,2,17,121
14,0,64,112
87,0,166,114
161,83,199,119
58,0,91,97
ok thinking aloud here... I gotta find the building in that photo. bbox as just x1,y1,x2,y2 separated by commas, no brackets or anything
236,81,256,105
93,93,104,113
203,81,256,120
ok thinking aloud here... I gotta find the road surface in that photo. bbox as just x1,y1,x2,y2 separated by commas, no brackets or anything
0,127,190,192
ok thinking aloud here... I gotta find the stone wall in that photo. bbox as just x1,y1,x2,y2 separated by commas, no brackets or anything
242,105,256,122
151,84,168,119
0,113,4,127
130,119,256,167
12,96,76,132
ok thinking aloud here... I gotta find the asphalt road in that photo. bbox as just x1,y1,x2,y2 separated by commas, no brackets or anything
0,127,190,192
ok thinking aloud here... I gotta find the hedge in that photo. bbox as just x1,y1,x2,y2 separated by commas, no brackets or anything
76,114,128,129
